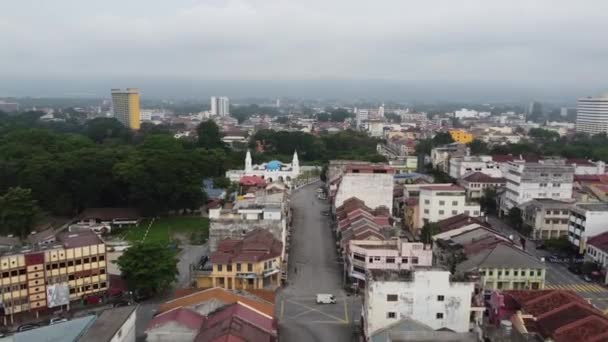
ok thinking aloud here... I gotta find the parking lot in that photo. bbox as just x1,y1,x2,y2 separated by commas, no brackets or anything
277,183,362,342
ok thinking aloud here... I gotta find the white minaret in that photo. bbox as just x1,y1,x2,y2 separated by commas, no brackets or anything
245,150,253,173
378,103,385,118
292,150,300,176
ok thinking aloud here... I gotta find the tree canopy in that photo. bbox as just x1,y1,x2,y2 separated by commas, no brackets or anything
116,242,179,295
196,120,224,149
0,187,40,238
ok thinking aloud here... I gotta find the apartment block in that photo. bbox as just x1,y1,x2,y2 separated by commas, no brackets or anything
568,203,608,253
500,159,574,215
430,143,469,173
111,88,140,130
448,130,474,144
417,185,481,230
0,230,107,323
449,155,503,179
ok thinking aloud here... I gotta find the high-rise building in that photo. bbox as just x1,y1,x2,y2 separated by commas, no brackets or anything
527,101,543,122
576,93,608,135
378,104,385,118
111,88,140,130
210,96,230,116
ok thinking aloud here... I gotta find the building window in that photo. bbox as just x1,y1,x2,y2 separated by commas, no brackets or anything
91,256,97,262
514,270,518,276
452,201,458,206
424,200,430,205
387,294,398,302
59,262,66,268
452,210,458,215
545,219,551,224
401,257,408,264
68,261,74,267
247,263,253,272
236,263,241,272
437,295,445,301
69,275,75,281
505,270,510,276
498,270,502,276
436,313,444,319
412,257,419,265
537,270,541,276
438,210,445,215
386,257,395,263
227,264,232,272
424,209,429,214
387,312,396,319
464,210,470,215
75,259,82,265
369,257,373,263
439,201,445,206
489,270,493,276
83,258,90,263
217,264,223,272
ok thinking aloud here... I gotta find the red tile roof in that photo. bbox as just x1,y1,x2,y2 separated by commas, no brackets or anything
435,214,489,233
57,230,104,248
461,172,506,183
587,231,608,253
239,176,266,187
146,307,204,332
210,229,282,264
502,290,608,342
419,185,464,191
194,302,276,342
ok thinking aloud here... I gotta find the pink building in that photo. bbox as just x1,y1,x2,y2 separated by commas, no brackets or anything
347,239,432,287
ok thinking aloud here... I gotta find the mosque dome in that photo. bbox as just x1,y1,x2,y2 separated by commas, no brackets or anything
266,160,282,171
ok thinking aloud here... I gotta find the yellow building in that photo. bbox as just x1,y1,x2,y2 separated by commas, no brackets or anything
111,88,141,130
449,130,473,144
0,230,107,324
195,229,282,291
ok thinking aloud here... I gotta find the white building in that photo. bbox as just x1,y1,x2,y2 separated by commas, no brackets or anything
363,269,475,337
568,203,608,253
210,96,230,116
335,173,394,211
378,104,385,118
225,150,300,186
568,159,606,175
449,155,503,179
453,108,479,119
357,109,369,127
500,160,574,215
576,93,608,135
519,199,573,240
368,119,384,137
417,185,481,229
430,143,469,173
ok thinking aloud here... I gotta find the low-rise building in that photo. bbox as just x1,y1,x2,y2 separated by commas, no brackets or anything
519,199,573,240
568,203,608,253
448,129,474,144
585,232,608,284
195,229,282,291
458,172,506,199
363,269,476,338
455,243,545,291
347,239,432,286
417,185,481,230
449,155,503,179
334,172,394,213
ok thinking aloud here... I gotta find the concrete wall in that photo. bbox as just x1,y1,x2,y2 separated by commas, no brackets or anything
110,308,137,342
335,174,394,211
146,322,198,342
364,270,473,335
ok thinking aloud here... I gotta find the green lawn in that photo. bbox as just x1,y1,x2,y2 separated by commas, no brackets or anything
123,216,209,244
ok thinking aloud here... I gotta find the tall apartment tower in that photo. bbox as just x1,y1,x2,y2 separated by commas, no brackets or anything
210,96,230,116
111,88,140,130
576,93,608,135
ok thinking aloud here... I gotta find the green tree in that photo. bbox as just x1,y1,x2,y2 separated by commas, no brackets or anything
467,139,489,155
421,222,440,244
116,242,179,295
479,188,497,215
196,120,224,149
212,177,231,189
84,118,129,144
316,113,331,122
432,132,455,146
329,108,353,122
507,207,524,232
0,187,40,238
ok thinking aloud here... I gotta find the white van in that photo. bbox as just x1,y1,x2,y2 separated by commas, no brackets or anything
316,294,337,304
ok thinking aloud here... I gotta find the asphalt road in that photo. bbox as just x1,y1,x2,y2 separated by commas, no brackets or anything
277,182,361,342
487,216,608,312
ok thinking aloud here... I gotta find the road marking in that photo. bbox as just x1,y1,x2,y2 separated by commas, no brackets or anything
343,296,349,324
285,299,347,323
280,300,285,319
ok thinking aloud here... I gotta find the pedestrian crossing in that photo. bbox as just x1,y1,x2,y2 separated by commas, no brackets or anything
545,284,607,293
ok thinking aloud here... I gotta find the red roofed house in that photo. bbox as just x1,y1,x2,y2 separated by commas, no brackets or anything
489,289,608,342
195,301,277,342
147,307,205,341
458,172,506,199
585,231,608,284
195,229,282,291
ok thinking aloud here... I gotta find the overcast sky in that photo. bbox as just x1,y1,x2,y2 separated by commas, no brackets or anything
1,0,608,98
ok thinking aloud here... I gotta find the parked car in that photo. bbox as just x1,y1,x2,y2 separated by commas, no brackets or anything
49,317,68,325
583,275,593,282
316,294,337,304
17,323,39,332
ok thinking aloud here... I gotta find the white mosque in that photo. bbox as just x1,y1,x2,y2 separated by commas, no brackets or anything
226,150,301,186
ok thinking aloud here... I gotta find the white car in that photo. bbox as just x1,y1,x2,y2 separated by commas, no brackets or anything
316,294,337,304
